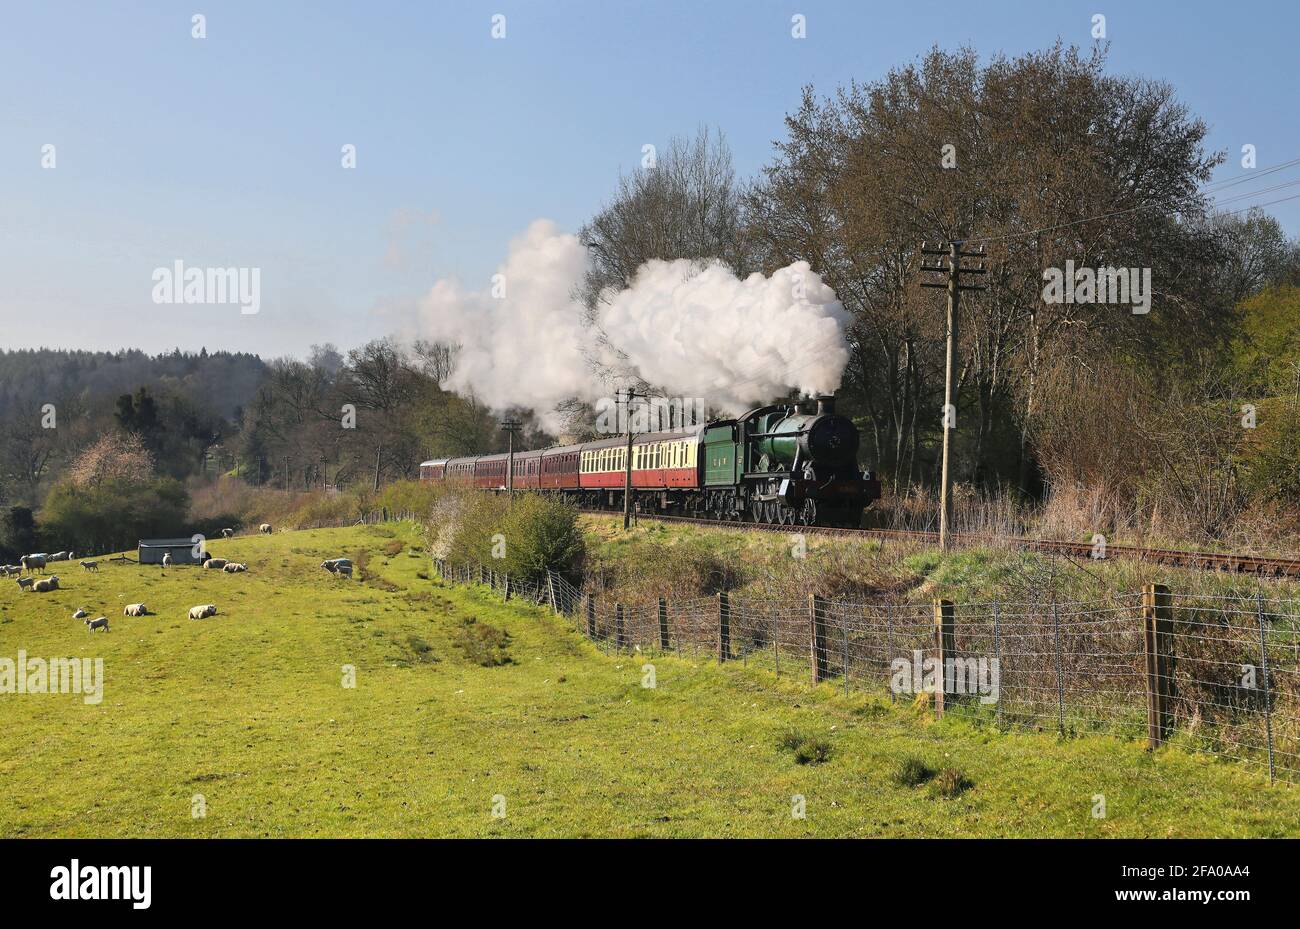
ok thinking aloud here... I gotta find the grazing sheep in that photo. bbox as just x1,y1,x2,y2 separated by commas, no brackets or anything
187,604,218,620
0,565,18,576
32,576,60,593
48,551,69,562
73,608,87,619
202,558,228,570
80,560,98,572
161,552,172,569
259,523,272,534
320,558,352,573
221,528,234,539
222,562,247,573
20,554,47,574
16,577,34,590
84,616,110,633
123,603,148,617
336,563,353,579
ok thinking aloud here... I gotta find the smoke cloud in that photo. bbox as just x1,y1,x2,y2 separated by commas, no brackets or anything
418,219,850,429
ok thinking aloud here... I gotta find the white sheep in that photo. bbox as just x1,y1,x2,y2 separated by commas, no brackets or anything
84,616,110,633
48,551,69,562
20,554,47,574
259,523,272,534
222,562,247,573
203,558,228,570
187,604,217,620
336,563,353,579
161,552,172,569
73,608,87,619
80,560,98,572
32,576,60,593
221,528,234,539
320,558,352,573
16,577,33,590
123,603,148,617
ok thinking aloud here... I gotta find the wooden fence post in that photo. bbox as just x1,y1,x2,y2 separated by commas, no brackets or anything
933,599,955,719
1143,584,1175,748
586,595,597,639
658,597,669,650
615,604,626,649
503,575,511,601
809,594,828,683
546,572,558,614
717,592,731,663
479,565,487,585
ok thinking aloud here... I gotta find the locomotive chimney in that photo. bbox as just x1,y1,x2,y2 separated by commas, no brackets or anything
816,395,835,415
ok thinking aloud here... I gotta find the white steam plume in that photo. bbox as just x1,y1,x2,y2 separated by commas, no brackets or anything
418,219,850,430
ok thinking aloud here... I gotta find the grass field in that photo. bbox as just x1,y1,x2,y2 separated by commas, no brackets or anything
1,522,1297,837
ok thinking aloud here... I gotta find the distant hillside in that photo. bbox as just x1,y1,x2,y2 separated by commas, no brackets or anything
0,348,269,422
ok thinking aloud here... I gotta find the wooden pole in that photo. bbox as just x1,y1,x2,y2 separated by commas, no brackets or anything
1143,584,1174,748
585,595,596,639
933,599,955,718
615,604,626,650
658,597,669,650
717,592,731,663
809,593,828,683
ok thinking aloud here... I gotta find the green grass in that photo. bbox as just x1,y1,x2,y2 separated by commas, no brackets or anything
1,522,1297,837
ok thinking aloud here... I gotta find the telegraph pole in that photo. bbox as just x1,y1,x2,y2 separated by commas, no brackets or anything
620,388,640,530
372,445,382,492
500,419,521,499
920,240,986,549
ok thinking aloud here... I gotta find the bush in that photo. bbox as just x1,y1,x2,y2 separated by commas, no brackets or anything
453,617,512,667
444,492,584,584
39,476,190,555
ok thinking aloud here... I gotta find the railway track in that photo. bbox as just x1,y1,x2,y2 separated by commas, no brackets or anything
582,510,1300,578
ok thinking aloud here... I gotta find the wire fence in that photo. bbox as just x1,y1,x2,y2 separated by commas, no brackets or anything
434,560,1300,784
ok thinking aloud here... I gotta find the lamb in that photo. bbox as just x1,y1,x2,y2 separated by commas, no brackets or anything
221,528,234,539
123,603,148,617
16,577,33,590
80,560,98,572
187,604,217,620
222,562,247,573
32,576,60,593
0,565,18,576
73,608,87,619
259,523,272,534
84,616,110,633
20,554,47,574
202,558,228,570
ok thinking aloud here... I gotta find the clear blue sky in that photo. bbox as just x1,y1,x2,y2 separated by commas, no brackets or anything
2,0,1296,358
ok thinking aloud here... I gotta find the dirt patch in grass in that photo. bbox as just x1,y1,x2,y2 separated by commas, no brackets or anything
453,617,513,667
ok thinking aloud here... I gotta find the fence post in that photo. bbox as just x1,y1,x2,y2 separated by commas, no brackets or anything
842,614,850,695
1051,598,1065,738
992,600,1002,729
1142,584,1174,749
885,608,894,703
658,598,669,650
479,565,487,585
503,575,511,601
1255,591,1275,784
547,571,558,614
586,595,597,640
809,594,828,684
717,592,731,663
933,599,955,718
615,604,626,649
774,610,781,678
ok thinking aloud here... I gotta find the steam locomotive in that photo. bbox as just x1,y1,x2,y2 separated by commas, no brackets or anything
419,395,880,528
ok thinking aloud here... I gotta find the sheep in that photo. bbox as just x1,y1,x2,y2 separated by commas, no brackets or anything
16,577,33,590
48,551,69,562
0,565,18,576
73,608,87,619
187,604,218,620
222,562,247,573
221,528,234,539
123,603,148,617
80,560,98,573
259,523,272,534
202,558,228,570
20,554,47,574
84,616,110,633
32,576,60,593
320,558,352,573
336,563,353,579
161,552,172,569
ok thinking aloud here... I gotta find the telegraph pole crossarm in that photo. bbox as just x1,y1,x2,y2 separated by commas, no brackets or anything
500,418,522,500
621,388,639,530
